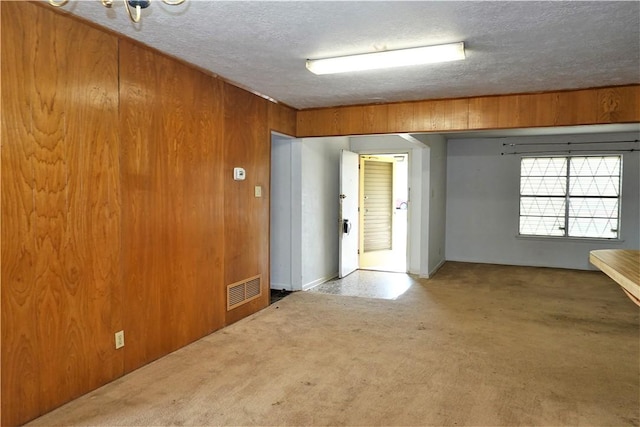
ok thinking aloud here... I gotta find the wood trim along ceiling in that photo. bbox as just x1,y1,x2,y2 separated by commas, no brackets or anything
296,85,640,137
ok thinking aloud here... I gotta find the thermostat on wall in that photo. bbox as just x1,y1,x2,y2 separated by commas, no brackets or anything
233,167,246,181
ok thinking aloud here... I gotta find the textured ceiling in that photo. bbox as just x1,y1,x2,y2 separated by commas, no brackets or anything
52,1,639,109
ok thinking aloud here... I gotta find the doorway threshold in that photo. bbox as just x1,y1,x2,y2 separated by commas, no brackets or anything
306,270,414,300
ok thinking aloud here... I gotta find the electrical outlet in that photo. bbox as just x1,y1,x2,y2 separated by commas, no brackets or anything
115,330,125,349
254,185,262,198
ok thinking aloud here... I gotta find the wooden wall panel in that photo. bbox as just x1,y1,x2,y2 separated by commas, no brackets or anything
3,3,273,425
467,96,498,130
598,85,640,123
119,40,226,373
1,2,122,425
555,89,599,126
223,84,270,325
268,102,297,136
387,103,415,133
416,98,469,132
297,107,341,137
362,104,389,135
297,85,640,137
1,4,40,423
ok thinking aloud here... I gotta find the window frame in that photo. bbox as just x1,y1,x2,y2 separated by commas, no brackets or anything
518,155,622,240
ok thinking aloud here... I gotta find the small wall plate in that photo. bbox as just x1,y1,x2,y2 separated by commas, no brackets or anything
233,167,246,181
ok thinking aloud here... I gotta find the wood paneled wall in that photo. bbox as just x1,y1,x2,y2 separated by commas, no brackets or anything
119,41,227,373
1,2,281,425
268,102,297,136
1,2,122,424
297,85,640,137
223,85,271,325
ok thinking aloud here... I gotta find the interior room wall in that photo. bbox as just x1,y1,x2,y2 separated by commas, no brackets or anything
270,136,349,291
417,134,447,276
445,131,640,270
222,84,272,325
270,135,295,291
2,4,123,424
300,137,351,289
1,3,289,425
119,39,228,372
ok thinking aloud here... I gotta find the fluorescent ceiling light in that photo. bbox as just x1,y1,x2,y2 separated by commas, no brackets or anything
306,42,465,75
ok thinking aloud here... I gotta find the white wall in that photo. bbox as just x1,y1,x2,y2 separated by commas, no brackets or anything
270,135,301,291
408,148,424,276
300,137,351,289
445,132,640,270
425,135,447,275
271,134,350,290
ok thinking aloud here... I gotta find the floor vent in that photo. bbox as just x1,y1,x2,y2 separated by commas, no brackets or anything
227,275,262,311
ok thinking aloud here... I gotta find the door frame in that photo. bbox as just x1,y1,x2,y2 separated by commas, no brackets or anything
357,151,410,272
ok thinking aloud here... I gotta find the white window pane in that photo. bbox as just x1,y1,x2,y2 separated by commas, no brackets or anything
569,176,620,196
571,156,620,176
521,157,566,177
519,216,565,236
520,197,565,216
519,155,621,239
569,198,619,218
568,217,618,239
521,176,566,195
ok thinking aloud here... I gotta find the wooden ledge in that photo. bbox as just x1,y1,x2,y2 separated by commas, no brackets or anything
589,249,640,306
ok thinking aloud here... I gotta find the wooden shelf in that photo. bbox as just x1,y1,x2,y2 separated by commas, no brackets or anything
590,249,640,306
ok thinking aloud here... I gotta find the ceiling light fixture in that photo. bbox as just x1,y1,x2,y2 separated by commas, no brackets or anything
306,42,465,75
48,0,186,23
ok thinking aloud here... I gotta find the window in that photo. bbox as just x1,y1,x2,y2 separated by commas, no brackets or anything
519,155,621,239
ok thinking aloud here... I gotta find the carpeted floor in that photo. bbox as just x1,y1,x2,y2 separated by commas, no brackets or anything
27,262,639,426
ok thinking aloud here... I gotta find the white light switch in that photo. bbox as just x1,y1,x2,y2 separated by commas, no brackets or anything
255,186,262,197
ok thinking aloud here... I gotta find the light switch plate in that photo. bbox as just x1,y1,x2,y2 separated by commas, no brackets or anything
255,186,262,197
115,330,125,349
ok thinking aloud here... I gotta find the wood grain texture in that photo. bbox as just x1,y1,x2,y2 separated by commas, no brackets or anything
1,3,40,423
119,40,226,373
415,98,469,132
223,83,270,325
387,102,416,133
362,104,390,134
268,102,297,136
297,85,640,137
590,250,640,306
296,107,341,137
598,86,640,123
1,2,122,425
3,3,274,424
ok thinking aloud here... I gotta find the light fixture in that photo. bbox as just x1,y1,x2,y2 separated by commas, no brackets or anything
48,0,186,23
306,42,465,75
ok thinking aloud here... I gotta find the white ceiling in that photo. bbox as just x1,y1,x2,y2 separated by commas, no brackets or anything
53,1,639,110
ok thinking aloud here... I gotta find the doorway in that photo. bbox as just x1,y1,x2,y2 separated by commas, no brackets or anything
359,154,408,273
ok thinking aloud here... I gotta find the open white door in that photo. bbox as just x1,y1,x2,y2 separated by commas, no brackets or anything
339,150,359,278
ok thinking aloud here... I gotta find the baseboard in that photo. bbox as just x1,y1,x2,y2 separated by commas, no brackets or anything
302,273,338,291
444,257,594,271
419,258,446,279
429,258,446,278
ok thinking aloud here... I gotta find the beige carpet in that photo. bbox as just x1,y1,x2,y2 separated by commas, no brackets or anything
28,263,639,426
